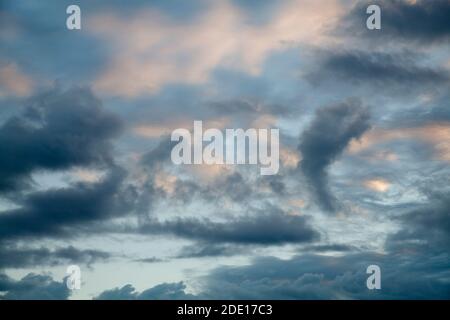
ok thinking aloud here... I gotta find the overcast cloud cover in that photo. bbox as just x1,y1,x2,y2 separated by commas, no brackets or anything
0,0,449,299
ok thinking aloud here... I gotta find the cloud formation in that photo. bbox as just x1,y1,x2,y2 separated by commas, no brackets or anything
342,0,450,44
0,87,122,192
198,252,450,299
0,245,110,268
0,273,70,300
95,282,195,300
0,167,127,240
0,0,449,300
310,50,449,89
298,99,371,211
387,191,450,253
138,206,319,245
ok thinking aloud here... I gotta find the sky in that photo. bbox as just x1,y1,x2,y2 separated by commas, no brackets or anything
0,0,449,299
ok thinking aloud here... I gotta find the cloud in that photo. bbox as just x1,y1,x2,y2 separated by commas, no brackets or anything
301,244,359,253
363,178,390,193
141,136,178,170
198,252,450,299
0,61,33,97
131,137,179,217
133,116,231,139
298,99,370,211
138,139,253,207
348,123,450,162
95,282,195,300
209,99,291,118
134,257,165,263
309,50,449,90
89,0,344,97
175,243,248,258
133,122,190,139
261,174,286,196
94,284,136,300
0,87,122,192
0,166,127,241
135,282,194,300
0,273,70,300
387,191,450,253
280,146,301,169
216,172,253,202
138,205,319,245
1,0,449,301
341,0,450,44
0,245,110,269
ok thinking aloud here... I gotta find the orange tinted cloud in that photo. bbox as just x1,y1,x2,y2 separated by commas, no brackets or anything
363,178,390,192
89,0,345,97
0,62,33,97
349,123,450,162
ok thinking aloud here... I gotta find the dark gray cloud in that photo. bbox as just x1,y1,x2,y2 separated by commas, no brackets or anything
387,92,450,127
209,99,291,117
0,273,70,300
260,174,286,196
0,166,128,240
387,191,450,254
218,172,253,202
95,282,195,300
141,136,177,171
134,257,165,263
341,0,450,44
138,130,287,212
135,137,179,218
95,284,136,300
138,283,194,300
0,245,110,269
199,252,450,299
139,140,256,209
298,99,370,212
231,0,283,26
103,238,449,300
301,244,359,253
309,50,449,89
184,172,255,204
1,0,448,301
138,206,319,245
0,87,122,192
175,243,248,259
